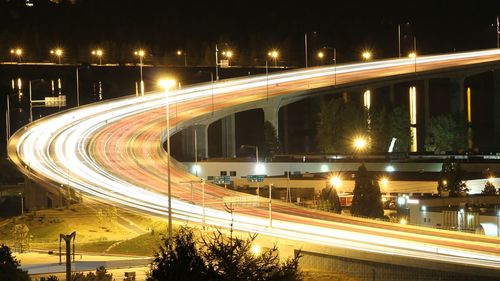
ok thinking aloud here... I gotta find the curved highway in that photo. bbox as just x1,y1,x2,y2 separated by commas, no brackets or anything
8,49,500,273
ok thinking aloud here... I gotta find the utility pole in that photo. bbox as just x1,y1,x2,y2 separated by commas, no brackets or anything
59,232,76,281
304,33,308,68
398,24,401,57
497,16,499,48
269,183,273,227
215,44,219,81
76,67,80,107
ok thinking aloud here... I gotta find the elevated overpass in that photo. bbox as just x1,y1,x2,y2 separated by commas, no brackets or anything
8,49,500,278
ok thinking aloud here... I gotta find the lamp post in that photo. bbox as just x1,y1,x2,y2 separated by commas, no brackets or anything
222,50,233,66
177,50,187,66
317,51,324,65
18,192,23,215
134,50,145,96
10,48,23,63
51,49,63,64
304,31,317,68
361,51,372,61
269,183,273,227
159,79,176,241
91,49,103,65
241,144,260,195
268,50,279,67
215,44,219,81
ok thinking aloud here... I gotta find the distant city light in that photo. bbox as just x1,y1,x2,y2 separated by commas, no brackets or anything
362,51,372,60
330,176,342,188
255,163,266,175
386,165,395,172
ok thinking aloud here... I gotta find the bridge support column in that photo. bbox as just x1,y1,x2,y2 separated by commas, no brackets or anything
494,70,500,148
221,114,236,158
449,76,465,113
423,79,430,148
262,106,279,137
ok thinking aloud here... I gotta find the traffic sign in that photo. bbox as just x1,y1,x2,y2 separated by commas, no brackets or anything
247,175,264,182
214,176,231,185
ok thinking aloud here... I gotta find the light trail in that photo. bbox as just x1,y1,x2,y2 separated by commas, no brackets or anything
8,49,500,273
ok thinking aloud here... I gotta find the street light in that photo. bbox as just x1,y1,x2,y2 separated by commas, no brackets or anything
361,50,372,61
159,78,176,242
176,50,187,66
134,49,146,96
10,48,23,63
268,50,279,67
50,49,63,64
329,175,342,188
353,137,367,151
317,51,324,65
222,50,233,66
18,192,23,215
91,49,103,65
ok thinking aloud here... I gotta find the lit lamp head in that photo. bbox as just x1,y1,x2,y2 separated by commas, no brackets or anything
353,137,367,150
329,175,342,188
487,177,495,184
317,51,324,59
11,48,23,56
92,49,103,57
225,50,233,58
268,50,279,59
176,50,182,56
408,52,417,58
380,177,389,187
134,50,145,57
251,244,261,256
362,51,372,60
159,79,176,91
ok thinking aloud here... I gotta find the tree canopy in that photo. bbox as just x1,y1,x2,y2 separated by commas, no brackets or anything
0,244,30,281
437,159,469,197
350,165,384,218
148,226,302,281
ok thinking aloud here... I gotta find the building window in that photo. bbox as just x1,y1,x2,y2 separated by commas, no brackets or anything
230,171,236,177
207,176,214,180
220,171,227,176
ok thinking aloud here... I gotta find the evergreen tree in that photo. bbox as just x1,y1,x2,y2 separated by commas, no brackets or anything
437,158,469,197
318,183,342,214
482,181,497,195
262,121,281,160
0,244,30,281
425,113,468,153
350,165,384,218
148,226,302,281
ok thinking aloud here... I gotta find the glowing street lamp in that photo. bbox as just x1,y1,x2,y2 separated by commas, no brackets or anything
361,51,372,61
50,49,63,64
159,78,176,242
134,49,146,96
317,51,324,64
10,48,23,63
329,175,342,188
91,49,103,65
268,50,279,67
222,50,233,66
176,50,187,66
251,244,262,256
353,137,367,151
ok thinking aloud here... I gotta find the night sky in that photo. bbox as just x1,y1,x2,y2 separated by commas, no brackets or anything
1,0,499,65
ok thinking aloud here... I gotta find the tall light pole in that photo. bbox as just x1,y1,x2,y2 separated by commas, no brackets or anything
134,50,145,96
496,16,499,48
51,49,63,64
92,49,103,65
398,24,401,57
269,183,273,227
159,79,176,241
177,50,187,66
18,192,23,215
215,44,219,80
10,48,23,63
305,33,308,68
268,50,279,67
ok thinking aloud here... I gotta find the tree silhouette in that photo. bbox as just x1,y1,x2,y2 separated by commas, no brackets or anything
148,226,302,281
0,244,30,281
437,158,468,197
318,183,342,214
350,165,384,218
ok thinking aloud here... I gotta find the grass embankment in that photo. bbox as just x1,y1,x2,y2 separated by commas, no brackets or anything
0,202,159,254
